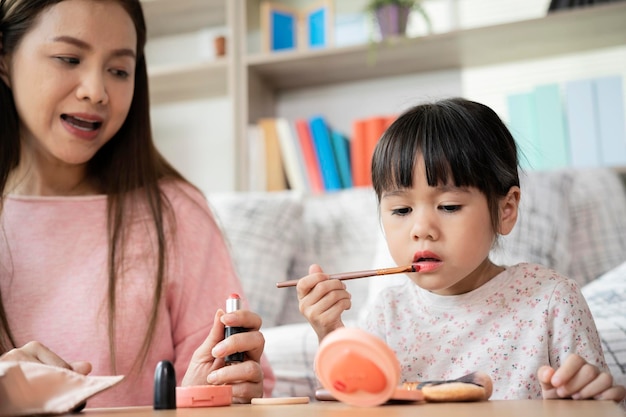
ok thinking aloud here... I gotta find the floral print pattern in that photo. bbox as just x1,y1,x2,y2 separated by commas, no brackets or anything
360,263,607,399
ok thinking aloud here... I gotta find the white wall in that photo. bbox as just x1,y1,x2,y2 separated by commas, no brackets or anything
276,70,463,136
150,98,234,194
462,45,626,124
146,27,234,195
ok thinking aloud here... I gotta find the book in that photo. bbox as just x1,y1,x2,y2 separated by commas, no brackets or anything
507,92,541,170
594,75,626,167
261,2,300,52
534,83,569,169
309,115,342,191
350,118,369,187
247,124,266,192
331,129,353,188
275,117,308,192
564,78,601,168
294,118,324,194
364,116,388,185
257,118,288,191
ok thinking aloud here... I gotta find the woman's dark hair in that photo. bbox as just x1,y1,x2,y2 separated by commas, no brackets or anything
0,0,188,374
372,97,520,233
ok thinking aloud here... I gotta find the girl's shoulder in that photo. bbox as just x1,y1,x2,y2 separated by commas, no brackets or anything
506,262,568,278
504,262,582,291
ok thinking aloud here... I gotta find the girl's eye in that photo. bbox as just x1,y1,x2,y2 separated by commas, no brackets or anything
440,204,461,213
391,207,412,216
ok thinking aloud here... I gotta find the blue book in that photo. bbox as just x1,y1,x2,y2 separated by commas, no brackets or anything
594,75,626,167
307,5,328,48
507,92,541,170
564,79,601,168
270,9,297,51
534,84,569,169
331,130,353,188
309,116,342,191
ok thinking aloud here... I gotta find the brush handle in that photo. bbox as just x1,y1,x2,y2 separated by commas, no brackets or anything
275,264,416,288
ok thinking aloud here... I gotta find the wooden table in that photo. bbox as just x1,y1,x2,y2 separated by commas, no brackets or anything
80,400,624,417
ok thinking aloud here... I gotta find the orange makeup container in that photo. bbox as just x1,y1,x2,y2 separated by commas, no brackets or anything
315,327,424,407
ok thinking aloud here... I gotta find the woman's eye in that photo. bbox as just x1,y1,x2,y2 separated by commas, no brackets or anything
57,56,80,65
391,207,412,216
110,68,130,79
440,204,461,213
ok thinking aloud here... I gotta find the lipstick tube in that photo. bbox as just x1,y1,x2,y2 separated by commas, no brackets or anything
224,293,247,364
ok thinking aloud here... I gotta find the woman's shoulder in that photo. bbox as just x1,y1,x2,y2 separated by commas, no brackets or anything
159,179,206,206
158,179,219,229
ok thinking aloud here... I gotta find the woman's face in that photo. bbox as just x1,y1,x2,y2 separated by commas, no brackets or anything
1,0,137,168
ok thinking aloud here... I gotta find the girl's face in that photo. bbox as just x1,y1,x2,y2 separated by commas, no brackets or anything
1,0,136,169
379,154,519,296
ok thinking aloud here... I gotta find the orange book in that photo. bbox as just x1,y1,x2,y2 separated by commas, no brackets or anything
351,119,369,187
294,119,324,194
363,116,388,187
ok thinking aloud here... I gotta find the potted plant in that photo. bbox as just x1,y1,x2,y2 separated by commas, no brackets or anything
366,0,431,40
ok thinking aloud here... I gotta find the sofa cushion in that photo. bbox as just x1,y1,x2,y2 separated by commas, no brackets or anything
581,261,626,387
260,322,320,397
207,191,303,328
278,187,381,326
490,168,573,274
567,168,626,287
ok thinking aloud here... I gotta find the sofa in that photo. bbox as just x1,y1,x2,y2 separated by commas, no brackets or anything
207,167,626,398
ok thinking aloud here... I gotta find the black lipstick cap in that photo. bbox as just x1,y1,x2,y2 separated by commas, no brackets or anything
154,360,176,409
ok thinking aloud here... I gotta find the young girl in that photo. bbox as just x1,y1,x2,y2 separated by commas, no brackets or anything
297,98,625,402
0,0,273,407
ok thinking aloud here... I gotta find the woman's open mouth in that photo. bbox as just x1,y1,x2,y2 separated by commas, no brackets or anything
61,114,103,131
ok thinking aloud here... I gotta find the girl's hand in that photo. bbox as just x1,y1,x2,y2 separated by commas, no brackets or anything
538,354,626,402
0,341,92,375
296,264,351,342
181,309,265,403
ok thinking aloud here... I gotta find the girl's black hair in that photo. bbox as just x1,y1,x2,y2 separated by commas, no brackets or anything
372,97,520,232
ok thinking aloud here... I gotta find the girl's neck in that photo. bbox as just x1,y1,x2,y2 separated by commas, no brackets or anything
471,260,505,290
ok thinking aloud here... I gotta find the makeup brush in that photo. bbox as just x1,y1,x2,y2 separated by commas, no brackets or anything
276,263,420,288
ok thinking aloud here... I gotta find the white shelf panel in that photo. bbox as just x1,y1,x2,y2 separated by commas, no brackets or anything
246,2,626,90
141,0,226,38
148,59,228,105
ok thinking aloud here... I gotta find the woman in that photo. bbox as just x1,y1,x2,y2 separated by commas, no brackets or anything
0,0,274,407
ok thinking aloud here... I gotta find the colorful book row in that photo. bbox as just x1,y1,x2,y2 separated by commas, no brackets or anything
506,75,626,171
248,114,396,193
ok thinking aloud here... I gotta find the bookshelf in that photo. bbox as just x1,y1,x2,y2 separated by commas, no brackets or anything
244,2,626,90
141,0,230,104
141,0,626,191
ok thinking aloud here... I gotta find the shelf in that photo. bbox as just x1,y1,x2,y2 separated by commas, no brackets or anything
141,0,226,38
148,59,228,105
245,1,626,91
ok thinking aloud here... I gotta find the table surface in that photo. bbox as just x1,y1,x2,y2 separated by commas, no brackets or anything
80,400,625,417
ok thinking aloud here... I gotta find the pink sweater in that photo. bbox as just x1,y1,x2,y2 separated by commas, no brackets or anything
0,181,274,407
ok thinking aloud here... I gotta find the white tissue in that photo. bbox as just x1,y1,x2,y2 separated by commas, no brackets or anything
0,361,123,416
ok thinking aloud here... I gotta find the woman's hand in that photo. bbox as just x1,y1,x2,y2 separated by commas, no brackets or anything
0,341,92,375
538,353,626,402
181,309,265,403
297,264,351,342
